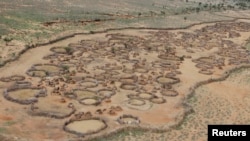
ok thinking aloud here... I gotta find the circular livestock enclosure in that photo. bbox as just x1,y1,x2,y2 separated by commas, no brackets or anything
138,80,148,85
28,98,76,119
117,114,140,125
30,64,62,76
198,69,213,75
82,76,98,82
127,94,139,99
93,74,106,82
80,57,94,64
0,75,25,82
79,97,101,106
50,46,69,54
152,61,175,69
79,80,98,88
150,96,166,104
97,89,115,99
129,59,139,64
105,70,120,76
156,76,180,85
64,92,77,99
120,78,137,84
165,72,176,77
195,56,214,64
158,55,181,61
195,63,214,69
64,117,107,136
137,92,154,100
134,68,149,73
120,74,138,81
29,105,76,119
3,87,44,104
120,83,138,90
68,42,84,48
161,84,173,89
103,66,123,71
13,81,32,88
73,89,99,100
27,70,47,77
161,90,179,97
43,54,58,60
122,68,134,74
171,70,182,75
60,62,76,68
128,98,146,106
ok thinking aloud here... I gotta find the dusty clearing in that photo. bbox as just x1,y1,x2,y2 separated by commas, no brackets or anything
110,67,250,141
0,19,249,141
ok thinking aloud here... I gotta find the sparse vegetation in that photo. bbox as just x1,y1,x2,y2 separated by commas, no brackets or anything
61,65,69,71
0,127,7,133
111,47,115,54
0,1,250,141
64,47,73,55
3,37,13,46
246,42,250,50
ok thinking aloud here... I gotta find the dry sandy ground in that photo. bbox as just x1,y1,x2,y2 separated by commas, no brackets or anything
0,40,25,65
0,19,249,141
112,67,250,141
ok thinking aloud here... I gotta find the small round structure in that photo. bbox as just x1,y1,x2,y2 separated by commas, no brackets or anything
128,99,146,106
117,114,140,125
60,63,76,68
129,59,139,64
122,69,134,74
80,57,94,64
43,54,59,60
120,83,137,90
198,69,213,75
195,63,213,69
165,72,176,77
64,92,77,99
74,89,98,100
196,56,214,64
103,66,122,71
10,75,25,81
127,94,139,99
79,80,98,88
158,55,180,61
106,71,120,76
134,68,148,73
156,76,180,85
161,90,178,97
98,89,115,99
50,47,68,54
27,70,47,77
79,98,101,106
161,84,172,89
120,74,138,82
0,75,25,82
137,92,154,100
172,70,182,75
150,97,166,104
13,81,32,88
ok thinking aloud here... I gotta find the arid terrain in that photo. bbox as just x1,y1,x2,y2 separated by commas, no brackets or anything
0,1,250,141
